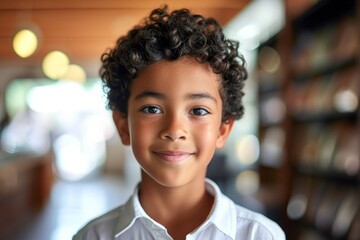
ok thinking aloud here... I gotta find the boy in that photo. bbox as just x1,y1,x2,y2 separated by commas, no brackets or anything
73,6,286,240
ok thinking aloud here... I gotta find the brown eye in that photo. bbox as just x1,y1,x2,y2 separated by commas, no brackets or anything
191,108,209,116
141,106,162,114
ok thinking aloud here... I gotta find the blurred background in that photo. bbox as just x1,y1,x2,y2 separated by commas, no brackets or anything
0,0,359,239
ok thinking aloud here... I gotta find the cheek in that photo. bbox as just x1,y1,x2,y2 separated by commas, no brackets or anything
129,118,159,151
130,121,150,142
129,124,152,165
193,121,221,147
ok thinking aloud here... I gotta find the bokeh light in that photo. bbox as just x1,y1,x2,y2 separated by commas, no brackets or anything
331,192,359,237
235,134,260,165
260,96,286,123
333,89,358,112
13,29,38,58
61,64,87,83
42,51,70,79
260,127,285,167
235,170,260,195
258,46,281,73
287,194,307,220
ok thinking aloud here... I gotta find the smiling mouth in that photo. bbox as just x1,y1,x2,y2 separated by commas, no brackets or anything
153,151,193,163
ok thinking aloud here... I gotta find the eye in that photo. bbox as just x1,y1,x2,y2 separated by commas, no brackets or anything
141,106,162,114
191,108,209,116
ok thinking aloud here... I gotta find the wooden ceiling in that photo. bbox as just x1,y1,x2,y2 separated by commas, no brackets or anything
0,0,251,78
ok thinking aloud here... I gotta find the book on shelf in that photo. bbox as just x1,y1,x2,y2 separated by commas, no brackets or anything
297,229,325,240
295,122,359,175
287,174,359,239
331,16,359,61
347,211,360,240
297,124,330,167
303,180,327,224
302,75,337,114
331,124,359,176
286,175,312,220
314,186,342,231
259,126,285,167
292,15,358,74
331,189,359,238
292,32,312,73
290,75,338,116
309,27,333,70
333,66,359,113
316,126,338,169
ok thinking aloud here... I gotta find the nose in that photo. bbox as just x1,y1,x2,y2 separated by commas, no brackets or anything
160,113,188,141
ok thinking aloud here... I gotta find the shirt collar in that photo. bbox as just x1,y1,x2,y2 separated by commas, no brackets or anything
113,194,137,238
204,178,237,239
114,184,166,238
114,178,237,239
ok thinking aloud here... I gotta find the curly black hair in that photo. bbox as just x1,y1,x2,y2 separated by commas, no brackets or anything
100,6,247,122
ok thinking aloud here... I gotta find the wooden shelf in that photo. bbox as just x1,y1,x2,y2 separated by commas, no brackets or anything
293,55,357,82
256,0,360,239
294,165,359,185
291,110,357,123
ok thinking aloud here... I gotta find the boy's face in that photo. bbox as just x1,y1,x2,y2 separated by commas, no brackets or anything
113,56,234,188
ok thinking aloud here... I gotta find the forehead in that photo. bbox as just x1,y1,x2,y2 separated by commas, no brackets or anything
132,57,220,93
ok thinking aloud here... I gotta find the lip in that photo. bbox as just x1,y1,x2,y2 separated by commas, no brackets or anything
153,151,193,163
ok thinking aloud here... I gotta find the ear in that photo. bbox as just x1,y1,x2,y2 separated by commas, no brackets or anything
216,119,235,149
112,110,130,145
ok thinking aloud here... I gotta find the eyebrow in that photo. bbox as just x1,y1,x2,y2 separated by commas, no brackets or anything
134,91,166,101
134,91,218,104
187,92,218,104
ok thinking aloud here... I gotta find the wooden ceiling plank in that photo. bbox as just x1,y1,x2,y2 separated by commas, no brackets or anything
0,0,250,10
0,7,238,40
0,0,251,77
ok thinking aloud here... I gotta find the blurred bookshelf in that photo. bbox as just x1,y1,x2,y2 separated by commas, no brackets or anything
256,0,360,239
255,34,286,219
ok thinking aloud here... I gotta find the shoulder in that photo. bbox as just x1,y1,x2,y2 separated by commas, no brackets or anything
72,201,132,240
206,178,285,240
233,204,286,240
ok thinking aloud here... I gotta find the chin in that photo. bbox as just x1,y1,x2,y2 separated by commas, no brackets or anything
152,175,192,188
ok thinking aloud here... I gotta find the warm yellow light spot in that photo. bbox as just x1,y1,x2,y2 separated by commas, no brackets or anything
13,29,38,58
334,90,358,112
236,134,260,165
61,64,87,83
42,51,70,80
235,171,259,195
259,46,281,73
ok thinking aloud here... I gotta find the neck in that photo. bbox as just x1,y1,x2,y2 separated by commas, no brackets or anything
139,173,214,240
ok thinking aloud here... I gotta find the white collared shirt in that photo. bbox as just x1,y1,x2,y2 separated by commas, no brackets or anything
73,179,286,240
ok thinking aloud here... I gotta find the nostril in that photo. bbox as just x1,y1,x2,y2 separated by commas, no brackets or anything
160,127,187,141
160,115,188,141
160,132,186,141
